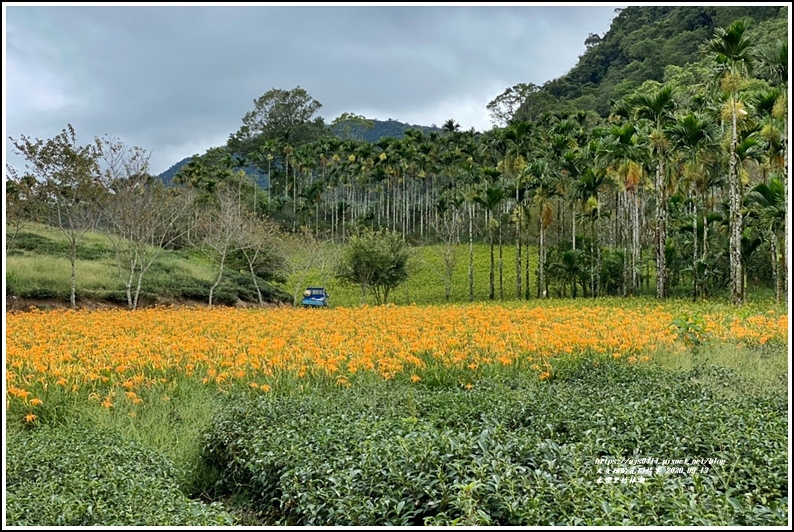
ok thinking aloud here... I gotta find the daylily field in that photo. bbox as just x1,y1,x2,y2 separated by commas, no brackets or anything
5,301,790,526
6,303,786,406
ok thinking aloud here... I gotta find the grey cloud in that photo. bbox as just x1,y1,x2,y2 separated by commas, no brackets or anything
5,5,620,174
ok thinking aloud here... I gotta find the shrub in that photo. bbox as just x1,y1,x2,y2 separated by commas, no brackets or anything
6,424,235,526
11,232,66,254
199,365,787,525
336,228,410,305
75,243,113,261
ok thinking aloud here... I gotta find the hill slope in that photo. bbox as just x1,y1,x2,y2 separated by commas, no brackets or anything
157,118,441,183
516,5,788,119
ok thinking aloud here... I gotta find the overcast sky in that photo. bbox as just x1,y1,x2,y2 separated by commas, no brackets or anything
4,3,622,175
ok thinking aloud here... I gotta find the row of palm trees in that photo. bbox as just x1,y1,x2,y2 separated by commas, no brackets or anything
179,20,786,304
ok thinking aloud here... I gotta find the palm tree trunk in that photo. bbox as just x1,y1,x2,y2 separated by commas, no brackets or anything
572,204,576,250
403,178,408,239
525,205,531,300
693,202,699,301
596,198,601,298
729,93,743,305
498,223,503,301
589,221,594,297
782,116,788,301
655,160,667,299
632,189,640,295
558,199,563,249
516,191,521,300
488,216,496,301
469,202,474,301
620,191,629,297
771,236,780,303
539,218,546,298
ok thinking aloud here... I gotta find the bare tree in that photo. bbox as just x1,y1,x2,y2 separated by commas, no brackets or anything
430,203,463,301
97,136,195,309
238,215,283,306
279,228,341,306
10,125,103,309
198,184,245,307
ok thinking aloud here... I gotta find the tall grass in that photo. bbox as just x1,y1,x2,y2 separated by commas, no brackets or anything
6,256,119,296
72,378,222,495
650,341,788,397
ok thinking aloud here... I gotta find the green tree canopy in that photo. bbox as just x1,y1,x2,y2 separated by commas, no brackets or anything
336,228,410,305
231,86,328,148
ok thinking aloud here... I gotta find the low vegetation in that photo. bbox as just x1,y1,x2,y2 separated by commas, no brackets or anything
201,363,787,526
5,299,787,525
6,424,234,526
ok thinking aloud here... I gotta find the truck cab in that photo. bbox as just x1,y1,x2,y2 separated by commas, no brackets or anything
301,287,329,307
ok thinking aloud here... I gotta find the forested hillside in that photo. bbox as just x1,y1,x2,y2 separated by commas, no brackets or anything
507,5,787,120
7,6,789,309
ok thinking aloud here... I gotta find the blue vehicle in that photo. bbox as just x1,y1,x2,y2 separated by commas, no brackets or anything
301,287,329,307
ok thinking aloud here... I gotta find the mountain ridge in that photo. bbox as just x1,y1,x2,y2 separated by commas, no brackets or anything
157,118,441,183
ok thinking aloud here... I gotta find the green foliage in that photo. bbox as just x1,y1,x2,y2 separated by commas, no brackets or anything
336,228,410,305
529,6,786,117
200,362,787,525
547,248,587,298
157,156,193,185
10,231,113,260
6,424,235,526
330,118,442,143
670,313,712,349
233,86,327,147
11,231,67,254
146,270,290,306
6,268,73,300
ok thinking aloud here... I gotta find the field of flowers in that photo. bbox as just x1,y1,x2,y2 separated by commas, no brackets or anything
7,302,788,413
5,300,789,526
6,301,787,423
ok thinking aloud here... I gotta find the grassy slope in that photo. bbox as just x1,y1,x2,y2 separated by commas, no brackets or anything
7,224,221,305
5,222,782,308
7,223,549,307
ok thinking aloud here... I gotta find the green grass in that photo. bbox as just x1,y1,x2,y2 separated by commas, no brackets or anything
650,340,788,397
294,242,543,307
7,222,783,309
72,379,223,497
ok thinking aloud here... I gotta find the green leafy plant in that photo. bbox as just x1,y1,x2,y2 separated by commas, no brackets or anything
199,364,786,526
6,424,235,526
670,313,712,349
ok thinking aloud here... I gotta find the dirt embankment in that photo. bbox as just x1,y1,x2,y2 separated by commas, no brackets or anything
5,296,287,313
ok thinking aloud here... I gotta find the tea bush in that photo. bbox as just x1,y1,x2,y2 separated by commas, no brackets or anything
6,424,235,526
201,362,787,525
